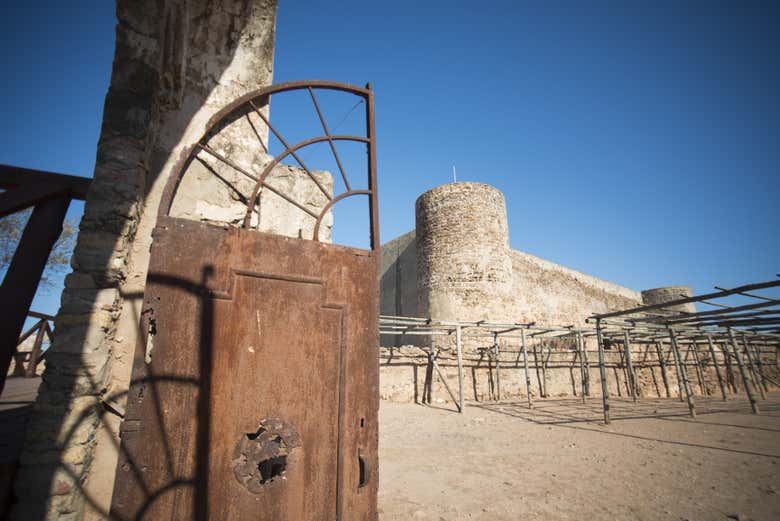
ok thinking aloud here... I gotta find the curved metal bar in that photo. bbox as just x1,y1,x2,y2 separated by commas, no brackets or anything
312,190,372,243
242,135,370,229
196,143,259,181
158,81,370,219
307,87,351,191
248,99,333,202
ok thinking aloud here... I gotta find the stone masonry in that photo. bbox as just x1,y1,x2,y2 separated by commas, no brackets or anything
416,183,514,323
7,2,336,519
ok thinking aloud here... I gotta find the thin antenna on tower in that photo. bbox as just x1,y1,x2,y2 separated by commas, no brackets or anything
452,165,457,183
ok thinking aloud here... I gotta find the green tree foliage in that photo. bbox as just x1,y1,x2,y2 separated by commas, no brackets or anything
0,209,78,292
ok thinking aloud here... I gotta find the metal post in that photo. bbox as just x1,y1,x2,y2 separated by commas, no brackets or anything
521,328,532,409
638,343,651,398
722,344,739,393
456,323,464,413
728,328,758,414
493,332,501,401
776,344,779,371
689,341,708,395
623,330,637,402
0,193,70,394
577,332,587,403
706,334,727,401
430,353,460,410
24,320,47,378
670,336,685,402
741,335,766,400
582,335,591,395
596,319,610,424
669,328,696,418
776,343,779,371
12,319,43,376
540,339,548,398
425,341,435,404
532,342,542,398
747,336,769,394
655,342,671,398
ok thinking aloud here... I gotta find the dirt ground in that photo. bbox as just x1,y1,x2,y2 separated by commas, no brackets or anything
378,393,780,521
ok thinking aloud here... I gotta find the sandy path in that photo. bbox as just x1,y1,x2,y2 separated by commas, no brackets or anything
379,393,780,520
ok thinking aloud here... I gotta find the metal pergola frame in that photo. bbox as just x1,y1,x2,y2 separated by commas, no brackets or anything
588,277,780,423
379,278,780,424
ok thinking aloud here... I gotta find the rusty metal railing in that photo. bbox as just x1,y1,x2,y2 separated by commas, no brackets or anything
11,311,54,378
0,164,90,395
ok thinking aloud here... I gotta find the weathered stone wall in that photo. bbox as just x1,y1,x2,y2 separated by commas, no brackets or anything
642,286,696,313
380,230,417,346
509,250,642,325
9,2,302,519
380,230,417,317
416,182,514,323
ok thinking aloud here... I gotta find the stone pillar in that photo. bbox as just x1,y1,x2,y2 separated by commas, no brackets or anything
415,182,513,323
11,2,284,519
641,286,696,313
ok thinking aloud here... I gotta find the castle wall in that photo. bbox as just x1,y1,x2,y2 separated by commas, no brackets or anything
379,229,642,341
378,182,704,403
509,250,642,325
380,230,417,318
416,183,514,323
642,286,696,313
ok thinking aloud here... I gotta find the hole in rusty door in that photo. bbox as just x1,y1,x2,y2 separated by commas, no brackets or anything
258,454,287,484
232,418,301,494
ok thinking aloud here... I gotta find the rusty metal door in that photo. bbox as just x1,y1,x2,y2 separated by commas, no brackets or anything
110,81,379,521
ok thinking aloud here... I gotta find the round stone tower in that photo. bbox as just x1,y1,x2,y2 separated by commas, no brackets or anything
415,182,513,322
641,286,696,313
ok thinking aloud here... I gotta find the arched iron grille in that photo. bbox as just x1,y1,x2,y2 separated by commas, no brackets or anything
159,80,379,250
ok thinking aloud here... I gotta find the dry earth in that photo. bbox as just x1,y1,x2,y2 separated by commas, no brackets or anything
379,393,780,521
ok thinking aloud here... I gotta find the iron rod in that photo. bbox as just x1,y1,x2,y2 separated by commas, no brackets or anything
456,324,464,413
741,335,766,400
577,332,587,403
669,328,696,418
728,328,759,413
706,335,727,401
596,320,610,424
493,333,501,401
521,328,533,408
623,331,637,402
592,279,780,320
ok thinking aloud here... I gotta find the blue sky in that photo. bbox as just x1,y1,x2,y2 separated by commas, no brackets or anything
1,1,778,317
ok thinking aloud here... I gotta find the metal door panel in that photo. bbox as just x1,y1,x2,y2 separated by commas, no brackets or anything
111,218,378,520
111,80,379,521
